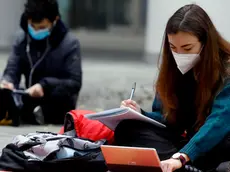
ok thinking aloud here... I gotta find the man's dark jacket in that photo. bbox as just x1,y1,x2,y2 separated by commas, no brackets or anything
2,14,82,123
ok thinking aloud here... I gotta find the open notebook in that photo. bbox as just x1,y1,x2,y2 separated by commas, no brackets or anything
85,107,166,131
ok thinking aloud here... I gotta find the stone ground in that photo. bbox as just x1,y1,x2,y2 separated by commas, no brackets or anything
0,51,158,151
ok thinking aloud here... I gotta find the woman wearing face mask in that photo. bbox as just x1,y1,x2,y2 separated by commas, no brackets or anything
116,4,230,172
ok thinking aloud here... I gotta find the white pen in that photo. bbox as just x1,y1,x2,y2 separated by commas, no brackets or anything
129,82,136,100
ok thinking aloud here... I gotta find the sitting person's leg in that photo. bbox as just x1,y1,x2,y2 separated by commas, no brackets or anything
41,94,76,124
0,89,21,126
114,120,186,160
20,93,76,125
20,96,42,124
0,89,11,120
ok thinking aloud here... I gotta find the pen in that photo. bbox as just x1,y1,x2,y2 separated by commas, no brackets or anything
129,82,136,100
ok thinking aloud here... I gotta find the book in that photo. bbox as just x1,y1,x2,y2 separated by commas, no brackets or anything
85,107,166,131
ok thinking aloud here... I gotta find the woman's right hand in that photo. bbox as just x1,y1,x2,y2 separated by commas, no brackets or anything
120,99,141,113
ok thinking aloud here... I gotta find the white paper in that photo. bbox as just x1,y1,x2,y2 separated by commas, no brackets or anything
85,107,166,131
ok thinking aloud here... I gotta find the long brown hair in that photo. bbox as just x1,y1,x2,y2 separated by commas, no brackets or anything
156,4,230,127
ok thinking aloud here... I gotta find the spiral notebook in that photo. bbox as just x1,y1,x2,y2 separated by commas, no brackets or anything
85,107,166,131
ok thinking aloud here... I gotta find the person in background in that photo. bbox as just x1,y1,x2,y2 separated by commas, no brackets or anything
117,4,230,172
0,0,82,126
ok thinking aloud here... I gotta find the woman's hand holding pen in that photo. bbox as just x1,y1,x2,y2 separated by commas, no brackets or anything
120,82,141,113
120,99,141,113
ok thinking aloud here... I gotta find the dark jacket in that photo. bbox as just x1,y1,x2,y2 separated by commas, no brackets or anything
2,14,82,106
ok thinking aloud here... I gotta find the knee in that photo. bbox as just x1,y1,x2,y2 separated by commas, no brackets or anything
114,120,149,143
0,89,12,99
114,120,136,143
115,120,140,133
114,120,130,137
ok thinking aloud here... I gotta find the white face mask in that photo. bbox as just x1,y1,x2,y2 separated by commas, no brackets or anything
172,52,200,74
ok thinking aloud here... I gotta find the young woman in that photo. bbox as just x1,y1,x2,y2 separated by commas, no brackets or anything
117,4,230,172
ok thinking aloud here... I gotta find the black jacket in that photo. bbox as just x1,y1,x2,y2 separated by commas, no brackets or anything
2,14,82,105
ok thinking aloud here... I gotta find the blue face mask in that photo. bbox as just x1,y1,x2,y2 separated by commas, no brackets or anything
28,24,51,40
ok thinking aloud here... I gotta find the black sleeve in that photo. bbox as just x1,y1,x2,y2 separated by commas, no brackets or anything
2,34,23,89
39,39,82,96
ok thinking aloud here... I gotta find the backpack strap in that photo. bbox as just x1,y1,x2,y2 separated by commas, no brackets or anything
19,142,42,151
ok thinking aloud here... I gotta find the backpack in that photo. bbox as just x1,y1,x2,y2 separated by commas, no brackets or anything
0,131,108,172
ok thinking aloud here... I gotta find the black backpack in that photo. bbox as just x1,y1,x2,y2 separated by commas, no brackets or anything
0,131,108,172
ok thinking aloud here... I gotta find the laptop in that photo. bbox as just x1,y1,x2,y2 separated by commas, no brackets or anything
101,145,162,172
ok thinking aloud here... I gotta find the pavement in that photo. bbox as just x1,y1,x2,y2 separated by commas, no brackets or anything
0,51,159,151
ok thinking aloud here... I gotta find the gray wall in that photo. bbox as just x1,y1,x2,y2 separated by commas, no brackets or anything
0,0,25,49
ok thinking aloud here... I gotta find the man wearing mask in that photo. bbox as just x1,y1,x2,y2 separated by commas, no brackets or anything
0,0,82,126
